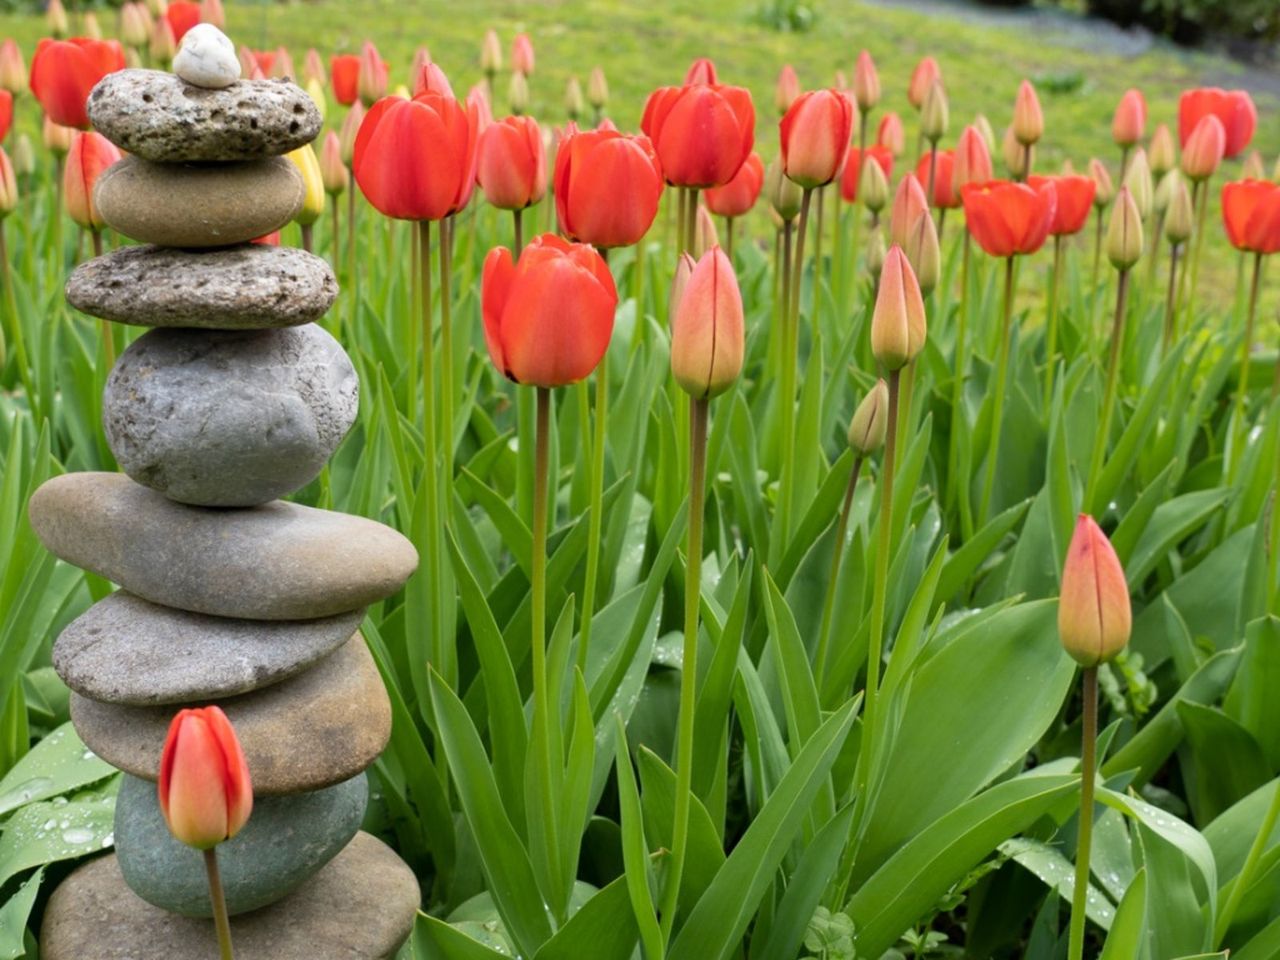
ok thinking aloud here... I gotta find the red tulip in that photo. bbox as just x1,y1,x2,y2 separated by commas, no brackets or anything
704,151,763,218
164,0,200,42
684,58,717,85
0,90,11,144
775,64,800,115
357,41,388,107
953,124,993,194
916,149,958,208
671,246,744,399
477,115,545,211
555,127,663,248
29,37,125,129
158,706,253,851
907,56,940,110
780,89,854,189
1058,515,1131,667
512,33,534,76
1180,114,1225,182
641,82,754,188
251,230,281,246
353,92,479,221
1028,174,1095,236
1221,179,1280,255
889,173,929,247
64,130,121,230
960,179,1057,257
1179,87,1255,159
1112,88,1146,147
876,111,904,157
482,233,617,387
331,54,359,106
839,145,892,203
0,148,16,218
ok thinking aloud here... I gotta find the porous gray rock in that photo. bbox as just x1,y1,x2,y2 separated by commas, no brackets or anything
88,69,321,162
103,325,358,506
53,592,363,705
95,155,303,248
66,244,337,329
28,473,418,620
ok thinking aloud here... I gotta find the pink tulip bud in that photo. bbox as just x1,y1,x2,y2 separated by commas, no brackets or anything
320,130,348,196
953,124,993,194
1111,88,1146,147
889,173,928,248
1180,114,1225,182
511,33,534,77
0,39,25,96
1012,79,1043,146
357,41,387,106
671,246,744,399
200,0,225,28
1089,157,1113,209
853,50,879,112
1058,515,1131,667
876,112,904,158
339,100,364,167
775,64,800,115
907,56,940,111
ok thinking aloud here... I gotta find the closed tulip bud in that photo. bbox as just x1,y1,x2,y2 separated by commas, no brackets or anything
287,143,324,226
511,33,534,77
564,75,584,120
973,113,996,153
866,227,886,278
671,246,744,398
1111,88,1146,147
330,53,358,106
1121,147,1152,219
413,61,453,98
1180,114,1224,182
1148,122,1175,177
509,71,529,115
150,17,177,64
408,47,431,90
1002,124,1030,179
853,50,879,112
669,252,694,323
848,379,889,454
120,3,150,49
775,64,800,115
904,209,940,296
1089,157,1113,208
834,69,848,92
320,131,347,196
1058,514,1131,667
876,112,904,157
766,155,802,221
587,67,608,111
64,130,121,230
871,246,926,370
920,79,948,144
1105,185,1143,270
1241,149,1265,182
1164,172,1193,243
269,46,294,80
43,115,74,156
12,134,34,179
907,56,940,111
694,204,719,258
200,0,225,28
158,706,253,851
305,77,325,120
684,57,717,86
0,149,17,218
859,156,889,213
237,45,259,80
47,0,69,38
301,47,324,88
480,28,502,77
482,234,617,387
468,85,493,135
953,124,993,193
704,152,764,219
125,47,143,69
0,40,25,95
1012,79,1043,146
338,100,363,167
1152,168,1177,215
83,12,103,40
889,174,928,248
781,89,854,189
478,114,546,211
357,41,387,106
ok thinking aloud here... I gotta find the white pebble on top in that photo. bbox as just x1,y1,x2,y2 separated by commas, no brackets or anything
172,24,240,89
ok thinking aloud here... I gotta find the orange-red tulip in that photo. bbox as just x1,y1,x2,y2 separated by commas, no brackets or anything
1012,79,1043,146
477,115,545,211
960,178,1057,257
684,58,717,86
780,89,853,189
953,124,993,194
889,173,928,247
64,130,121,230
641,82,754,189
164,0,200,42
907,56,940,110
839,145,892,203
671,246,744,399
1179,87,1255,159
0,39,26,95
0,91,11,144
511,33,534,77
353,92,479,221
704,151,763,218
916,149,958,208
775,64,800,115
1058,514,1131,667
331,54,359,106
1222,179,1280,255
29,37,125,129
482,233,617,387
357,41,388,107
876,111,904,157
853,50,879,112
1181,114,1225,182
871,245,927,370
158,706,253,851
555,127,663,248
1028,174,1095,236
1111,88,1146,147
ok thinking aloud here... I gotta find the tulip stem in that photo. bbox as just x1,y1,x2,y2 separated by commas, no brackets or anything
301,223,313,254
90,229,114,369
331,195,341,279
52,154,63,284
1086,268,1131,513
660,394,709,943
1091,206,1103,295
676,188,688,254
0,225,33,414
513,207,524,256
418,220,444,684
1185,175,1210,331
815,455,863,693
1043,235,1064,410
440,215,455,493
978,256,1017,528
684,187,698,257
723,216,733,260
926,145,938,210
1067,666,1098,960
578,250,610,677
347,185,358,333
814,185,826,289
949,231,974,542
1162,242,1181,356
203,848,236,960
778,188,813,553
1229,252,1263,482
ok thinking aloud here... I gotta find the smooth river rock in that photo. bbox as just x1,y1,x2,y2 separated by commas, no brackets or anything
115,772,367,916
29,473,418,620
103,325,358,506
95,155,303,248
41,832,419,960
72,634,390,795
53,592,363,705
66,244,337,329
88,69,321,162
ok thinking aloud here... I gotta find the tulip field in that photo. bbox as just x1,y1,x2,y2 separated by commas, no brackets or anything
2,0,1280,958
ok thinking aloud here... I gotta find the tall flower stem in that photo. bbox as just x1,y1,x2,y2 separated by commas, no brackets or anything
1043,235,1064,409
203,848,236,960
1162,242,1181,355
347,185,358,333
814,184,826,286
1090,208,1104,295
1067,666,1098,960
978,256,1017,527
301,223,313,254
926,144,938,208
331,196,342,278
684,187,698,257
513,207,524,256
440,215,455,509
676,187,688,254
1086,268,1132,512
417,221,443,679
1229,252,1263,481
814,456,863,690
724,216,734,260
0,224,33,410
778,188,813,550
578,248,611,676
949,231,974,540
52,155,64,282
659,395,709,942
1184,176,1211,330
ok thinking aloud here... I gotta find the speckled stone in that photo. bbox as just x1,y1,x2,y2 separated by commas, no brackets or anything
115,772,367,917
40,832,419,960
53,592,363,705
88,69,321,163
66,244,336,329
28,473,418,620
103,325,358,506
71,634,391,795
95,155,303,248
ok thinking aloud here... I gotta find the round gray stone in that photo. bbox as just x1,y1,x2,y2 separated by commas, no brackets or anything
66,244,337,330
54,592,364,705
96,155,304,248
72,633,391,795
88,69,322,163
115,772,368,917
103,325,358,507
41,833,419,960
28,473,418,619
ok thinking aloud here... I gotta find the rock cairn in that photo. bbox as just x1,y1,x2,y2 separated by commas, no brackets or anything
31,59,421,960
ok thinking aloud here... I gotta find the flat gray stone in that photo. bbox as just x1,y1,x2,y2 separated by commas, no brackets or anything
115,772,367,917
103,325,358,506
41,832,419,960
54,592,363,705
96,155,303,248
66,244,337,329
88,69,321,163
29,473,417,620
72,634,391,795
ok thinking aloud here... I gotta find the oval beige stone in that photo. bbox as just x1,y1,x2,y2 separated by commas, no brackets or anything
95,155,304,248
28,473,417,620
41,833,419,960
72,634,390,795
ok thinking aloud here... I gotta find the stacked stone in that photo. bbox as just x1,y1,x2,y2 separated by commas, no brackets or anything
30,65,421,960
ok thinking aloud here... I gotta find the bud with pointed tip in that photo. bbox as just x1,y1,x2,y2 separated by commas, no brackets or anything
920,79,948,144
953,125,993,194
357,41,387,106
0,40,25,95
1180,114,1224,182
1106,185,1144,270
480,28,502,77
47,0,69,38
775,64,800,115
1089,158,1113,208
303,77,325,120
1002,124,1030,179
120,3,150,49
320,130,348,196
848,379,889,454
12,133,34,179
150,16,177,64
694,205,719,258
1121,147,1152,219
671,246,744,399
1241,150,1265,182
973,113,996,153
64,131,121,230
200,0,224,27
859,156,889,213
563,75,583,121
1012,79,1043,146
669,251,693,323
1146,122,1175,177
511,33,534,76
907,56,940,110
82,12,103,40
0,148,17,218
338,99,364,167
866,227,886,278
871,246,926,371
159,706,254,851
1152,168,1176,215
853,50,879,111
766,155,802,222
876,112,904,157
904,208,940,296
1058,514,1131,667
587,67,607,111
42,115,74,156
268,45,294,80
506,72,528,115
1163,172,1193,244
889,174,928,248
287,143,325,227
1111,88,1145,147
